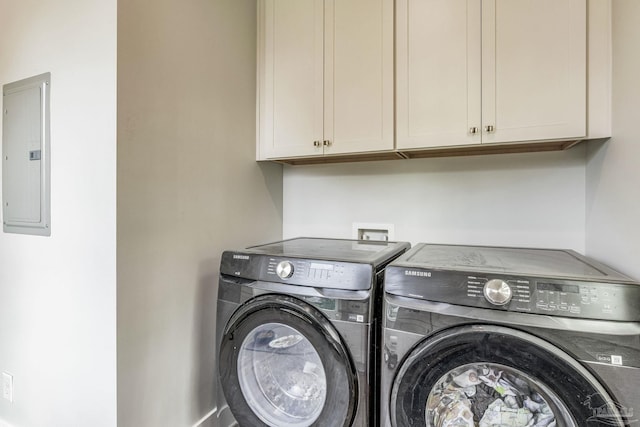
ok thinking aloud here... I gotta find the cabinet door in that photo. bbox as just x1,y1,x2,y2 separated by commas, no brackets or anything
481,0,586,144
323,0,394,155
396,0,482,149
258,0,324,159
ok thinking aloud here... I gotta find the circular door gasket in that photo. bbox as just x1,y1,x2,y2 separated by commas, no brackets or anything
219,294,358,427
390,325,626,427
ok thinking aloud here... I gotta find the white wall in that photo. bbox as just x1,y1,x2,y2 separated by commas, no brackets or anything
0,1,117,426
586,0,640,280
284,149,587,252
117,1,282,426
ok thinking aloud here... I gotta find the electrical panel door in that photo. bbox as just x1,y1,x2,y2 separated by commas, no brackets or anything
2,73,51,236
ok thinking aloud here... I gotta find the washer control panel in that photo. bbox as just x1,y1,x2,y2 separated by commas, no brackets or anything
384,267,640,321
468,275,624,319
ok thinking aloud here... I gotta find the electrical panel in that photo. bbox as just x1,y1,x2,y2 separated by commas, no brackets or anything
2,73,51,236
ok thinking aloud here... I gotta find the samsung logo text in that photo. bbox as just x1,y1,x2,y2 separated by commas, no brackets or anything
404,270,431,278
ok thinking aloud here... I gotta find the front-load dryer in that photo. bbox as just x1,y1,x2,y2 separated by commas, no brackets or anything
381,243,640,427
216,237,409,427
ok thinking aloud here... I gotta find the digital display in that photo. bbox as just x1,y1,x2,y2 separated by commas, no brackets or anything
310,262,334,271
538,282,580,294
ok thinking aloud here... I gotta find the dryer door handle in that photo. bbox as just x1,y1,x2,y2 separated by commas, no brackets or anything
247,280,370,301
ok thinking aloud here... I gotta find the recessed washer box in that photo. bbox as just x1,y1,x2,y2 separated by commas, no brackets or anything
2,72,51,236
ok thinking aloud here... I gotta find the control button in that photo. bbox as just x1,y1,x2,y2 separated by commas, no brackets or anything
276,261,294,279
484,279,513,306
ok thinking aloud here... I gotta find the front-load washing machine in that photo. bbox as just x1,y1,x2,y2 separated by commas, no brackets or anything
381,243,640,427
216,237,410,427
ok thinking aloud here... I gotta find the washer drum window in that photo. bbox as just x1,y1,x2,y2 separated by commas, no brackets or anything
238,322,327,426
390,325,626,427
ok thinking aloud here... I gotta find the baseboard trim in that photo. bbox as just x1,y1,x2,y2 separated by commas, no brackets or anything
192,407,216,427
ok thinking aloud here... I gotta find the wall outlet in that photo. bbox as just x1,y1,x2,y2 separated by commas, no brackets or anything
2,372,13,403
352,223,395,241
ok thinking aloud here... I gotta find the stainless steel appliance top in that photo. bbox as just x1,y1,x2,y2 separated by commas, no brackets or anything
397,243,635,282
246,237,410,267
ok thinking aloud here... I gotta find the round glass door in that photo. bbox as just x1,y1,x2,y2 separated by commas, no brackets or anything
390,325,625,427
237,322,327,426
426,362,573,426
219,294,358,427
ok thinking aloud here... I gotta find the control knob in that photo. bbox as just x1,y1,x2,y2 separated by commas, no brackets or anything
483,279,512,306
276,261,294,279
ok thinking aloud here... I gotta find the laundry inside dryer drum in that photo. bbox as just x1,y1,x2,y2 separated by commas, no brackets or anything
237,322,327,427
425,363,573,427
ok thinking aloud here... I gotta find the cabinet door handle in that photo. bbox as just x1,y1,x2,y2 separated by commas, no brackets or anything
313,140,321,147
469,127,479,135
484,125,495,133
323,140,331,147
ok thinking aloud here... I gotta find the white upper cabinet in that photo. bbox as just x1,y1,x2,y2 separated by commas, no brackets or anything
258,0,394,160
482,0,587,144
397,0,587,150
396,0,482,149
258,0,324,159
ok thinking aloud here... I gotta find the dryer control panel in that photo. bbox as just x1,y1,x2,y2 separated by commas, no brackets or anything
221,251,374,291
265,257,372,290
384,267,640,322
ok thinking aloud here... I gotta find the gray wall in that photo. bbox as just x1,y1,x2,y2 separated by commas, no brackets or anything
586,0,640,279
0,1,117,426
284,149,587,253
117,0,282,426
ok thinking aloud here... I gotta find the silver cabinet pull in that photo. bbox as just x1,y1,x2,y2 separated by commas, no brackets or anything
484,125,495,133
469,127,478,134
323,140,331,147
313,140,321,147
